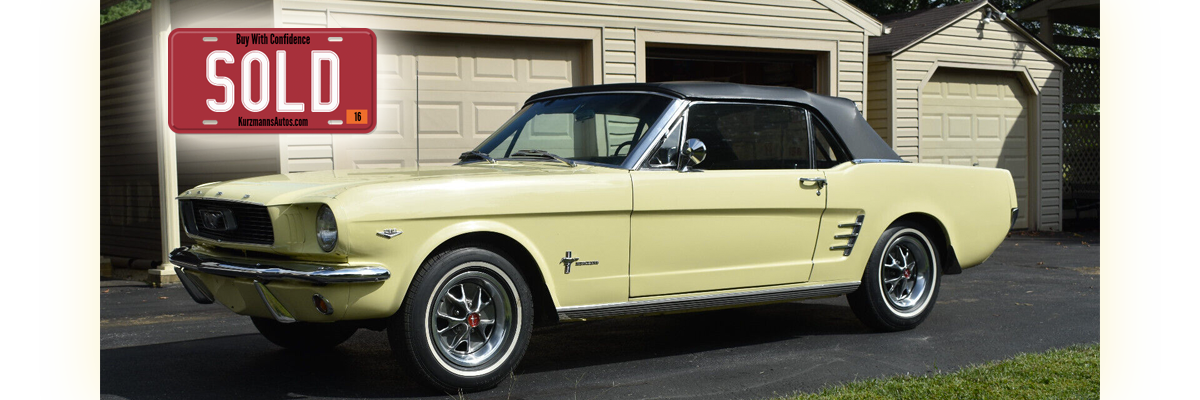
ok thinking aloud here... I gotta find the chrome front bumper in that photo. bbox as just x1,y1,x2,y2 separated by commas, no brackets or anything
168,247,391,323
169,247,391,284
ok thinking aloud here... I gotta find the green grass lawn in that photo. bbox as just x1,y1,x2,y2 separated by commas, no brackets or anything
782,344,1099,400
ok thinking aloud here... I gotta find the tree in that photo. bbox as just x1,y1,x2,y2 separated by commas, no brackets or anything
845,0,1033,18
101,0,150,25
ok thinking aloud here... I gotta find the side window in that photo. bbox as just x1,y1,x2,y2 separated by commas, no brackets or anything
684,103,811,170
811,117,848,168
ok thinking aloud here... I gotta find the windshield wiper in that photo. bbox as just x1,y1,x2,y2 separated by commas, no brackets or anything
458,150,496,164
510,149,576,167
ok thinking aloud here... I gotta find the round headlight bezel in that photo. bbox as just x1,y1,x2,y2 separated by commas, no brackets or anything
316,204,338,252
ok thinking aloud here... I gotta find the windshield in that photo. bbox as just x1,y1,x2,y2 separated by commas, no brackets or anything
471,93,674,167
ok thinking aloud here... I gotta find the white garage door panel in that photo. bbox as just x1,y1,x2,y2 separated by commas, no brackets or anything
282,33,582,170
921,69,1030,229
416,36,582,166
332,88,419,169
416,91,531,165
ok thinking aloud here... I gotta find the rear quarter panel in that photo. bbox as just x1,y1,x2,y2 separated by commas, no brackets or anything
810,162,1014,283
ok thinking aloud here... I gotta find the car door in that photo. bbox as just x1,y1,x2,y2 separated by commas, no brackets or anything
629,102,828,297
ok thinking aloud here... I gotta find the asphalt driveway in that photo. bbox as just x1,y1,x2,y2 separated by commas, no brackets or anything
101,231,1099,399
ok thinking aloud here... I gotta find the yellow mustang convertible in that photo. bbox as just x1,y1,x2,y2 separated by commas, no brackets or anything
170,82,1018,391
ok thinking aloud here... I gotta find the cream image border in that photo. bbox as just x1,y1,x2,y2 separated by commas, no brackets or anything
42,0,1156,396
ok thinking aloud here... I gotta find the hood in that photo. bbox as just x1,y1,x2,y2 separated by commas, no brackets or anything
177,162,618,206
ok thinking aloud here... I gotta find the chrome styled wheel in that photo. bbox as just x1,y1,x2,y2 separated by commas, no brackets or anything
878,231,935,317
428,266,514,369
390,246,533,392
848,225,942,331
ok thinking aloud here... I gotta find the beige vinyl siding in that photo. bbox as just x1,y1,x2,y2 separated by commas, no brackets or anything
171,0,273,28
882,8,1064,230
838,34,867,106
604,28,637,84
102,12,160,261
865,54,890,142
278,0,873,110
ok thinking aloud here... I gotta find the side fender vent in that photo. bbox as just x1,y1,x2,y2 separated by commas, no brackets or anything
830,214,865,256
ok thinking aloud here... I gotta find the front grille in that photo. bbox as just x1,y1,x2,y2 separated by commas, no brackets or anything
180,199,275,245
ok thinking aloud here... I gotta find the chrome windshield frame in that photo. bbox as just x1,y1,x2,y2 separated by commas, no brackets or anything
470,91,687,171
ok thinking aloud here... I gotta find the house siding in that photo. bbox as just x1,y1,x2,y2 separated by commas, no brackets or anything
101,13,161,261
277,0,873,110
865,54,890,142
603,27,637,84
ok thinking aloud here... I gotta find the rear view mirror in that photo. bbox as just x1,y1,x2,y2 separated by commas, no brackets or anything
573,108,595,122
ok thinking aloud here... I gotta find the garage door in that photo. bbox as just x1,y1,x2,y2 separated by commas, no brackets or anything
920,68,1030,229
281,33,583,171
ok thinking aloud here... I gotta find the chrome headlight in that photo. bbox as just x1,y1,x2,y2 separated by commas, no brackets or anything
316,205,338,252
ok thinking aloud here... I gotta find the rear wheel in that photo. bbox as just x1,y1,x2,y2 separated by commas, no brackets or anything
847,225,941,331
251,317,358,350
389,246,533,392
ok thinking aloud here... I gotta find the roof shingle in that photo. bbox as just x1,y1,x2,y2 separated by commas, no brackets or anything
869,1,987,55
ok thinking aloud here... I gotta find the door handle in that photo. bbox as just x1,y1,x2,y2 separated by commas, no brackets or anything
799,177,827,187
799,177,826,196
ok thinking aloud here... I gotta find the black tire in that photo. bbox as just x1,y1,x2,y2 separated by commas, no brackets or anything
388,246,534,392
251,317,358,350
847,224,942,332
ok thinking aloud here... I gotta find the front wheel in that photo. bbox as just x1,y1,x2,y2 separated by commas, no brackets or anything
389,246,533,392
847,225,941,331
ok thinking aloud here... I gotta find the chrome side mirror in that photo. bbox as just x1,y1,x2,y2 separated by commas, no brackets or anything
679,138,707,171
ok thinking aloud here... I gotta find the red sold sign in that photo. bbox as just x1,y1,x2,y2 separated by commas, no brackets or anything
168,28,376,133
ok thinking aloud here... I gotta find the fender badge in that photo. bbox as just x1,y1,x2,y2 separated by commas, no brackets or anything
561,251,598,274
377,229,402,239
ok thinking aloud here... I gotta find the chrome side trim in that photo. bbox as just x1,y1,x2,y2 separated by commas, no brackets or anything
556,281,861,320
254,280,296,323
169,247,390,285
851,159,909,164
174,266,215,304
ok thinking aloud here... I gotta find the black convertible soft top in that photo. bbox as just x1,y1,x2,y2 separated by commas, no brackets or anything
527,82,901,161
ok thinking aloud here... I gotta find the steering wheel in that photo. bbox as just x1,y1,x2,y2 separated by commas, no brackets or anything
613,140,635,156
